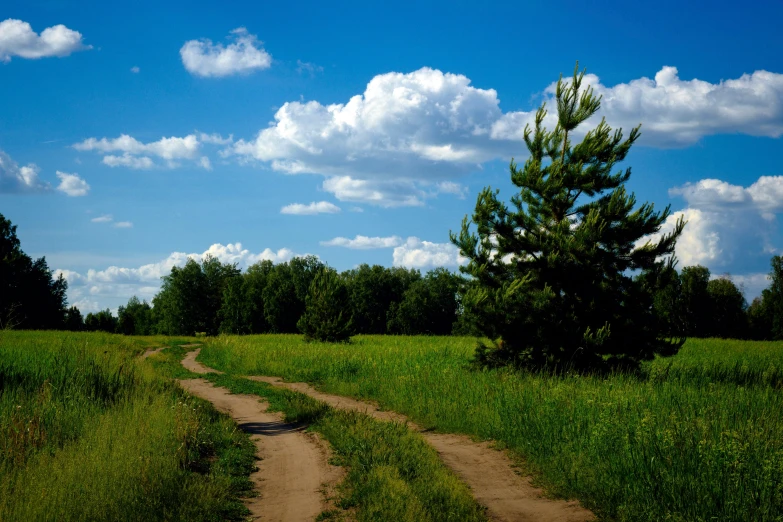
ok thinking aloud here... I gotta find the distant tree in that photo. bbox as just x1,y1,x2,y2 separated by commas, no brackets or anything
244,260,273,333
680,266,712,337
154,259,208,335
201,256,241,335
263,257,324,333
219,277,250,334
84,309,118,333
63,306,84,331
636,260,684,338
745,255,783,340
451,64,683,370
117,296,153,335
747,296,772,340
706,277,747,339
297,268,353,342
0,213,68,329
345,265,421,334
387,268,461,335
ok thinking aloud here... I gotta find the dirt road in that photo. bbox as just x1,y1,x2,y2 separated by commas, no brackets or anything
178,349,341,521
248,376,595,522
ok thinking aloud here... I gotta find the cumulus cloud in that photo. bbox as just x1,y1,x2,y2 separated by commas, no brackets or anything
91,214,113,223
0,18,90,62
229,66,783,206
280,201,341,215
180,27,272,78
392,237,466,269
0,150,50,193
113,221,133,228
321,235,402,249
55,171,89,196
130,66,139,73
56,242,304,313
638,176,783,286
74,133,223,169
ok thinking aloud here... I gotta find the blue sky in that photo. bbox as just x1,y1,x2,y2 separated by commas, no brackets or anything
1,0,782,313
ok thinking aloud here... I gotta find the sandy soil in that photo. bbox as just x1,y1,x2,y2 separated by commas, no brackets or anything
249,375,596,522
178,348,342,521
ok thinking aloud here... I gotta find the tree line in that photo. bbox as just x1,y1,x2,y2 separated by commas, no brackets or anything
4,210,783,343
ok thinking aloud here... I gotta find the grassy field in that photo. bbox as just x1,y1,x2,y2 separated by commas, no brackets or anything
0,331,256,522
199,335,783,522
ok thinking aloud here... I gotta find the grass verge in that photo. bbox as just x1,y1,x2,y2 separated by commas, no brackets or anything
199,334,783,522
0,331,256,521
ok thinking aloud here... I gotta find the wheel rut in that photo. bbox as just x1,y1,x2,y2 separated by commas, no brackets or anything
178,348,342,521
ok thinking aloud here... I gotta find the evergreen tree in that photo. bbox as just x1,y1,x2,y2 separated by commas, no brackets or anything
451,64,684,370
297,268,353,342
117,296,153,335
0,213,68,329
244,260,273,333
84,309,118,332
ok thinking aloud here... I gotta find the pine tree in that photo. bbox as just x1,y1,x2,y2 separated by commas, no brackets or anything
297,268,353,343
451,64,684,371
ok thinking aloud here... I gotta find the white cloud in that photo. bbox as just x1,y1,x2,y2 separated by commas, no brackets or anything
296,60,323,75
0,18,90,62
56,242,304,313
392,237,466,269
639,175,783,276
230,66,783,206
199,132,233,145
321,235,402,249
180,27,271,78
102,154,155,169
55,171,89,196
74,134,220,169
91,214,113,223
280,201,341,215
130,66,140,73
322,177,426,207
0,150,50,193
113,221,133,228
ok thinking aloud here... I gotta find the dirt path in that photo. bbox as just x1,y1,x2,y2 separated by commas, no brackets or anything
178,349,341,521
139,346,165,359
249,375,595,522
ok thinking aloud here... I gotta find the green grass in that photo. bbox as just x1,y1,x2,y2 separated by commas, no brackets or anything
0,330,255,522
205,372,487,522
199,334,783,522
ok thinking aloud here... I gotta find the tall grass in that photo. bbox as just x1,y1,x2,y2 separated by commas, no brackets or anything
199,335,783,522
0,331,255,521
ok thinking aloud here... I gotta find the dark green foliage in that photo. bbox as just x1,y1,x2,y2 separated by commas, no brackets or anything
218,277,250,334
451,65,684,370
263,256,324,333
244,260,273,333
297,268,353,342
153,256,240,335
745,255,783,340
637,260,684,338
680,265,712,337
387,268,461,335
63,306,84,331
84,309,118,333
707,277,747,339
344,264,421,334
0,213,68,330
117,296,153,335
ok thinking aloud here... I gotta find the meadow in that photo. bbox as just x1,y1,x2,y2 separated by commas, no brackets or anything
0,331,256,522
199,335,783,522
